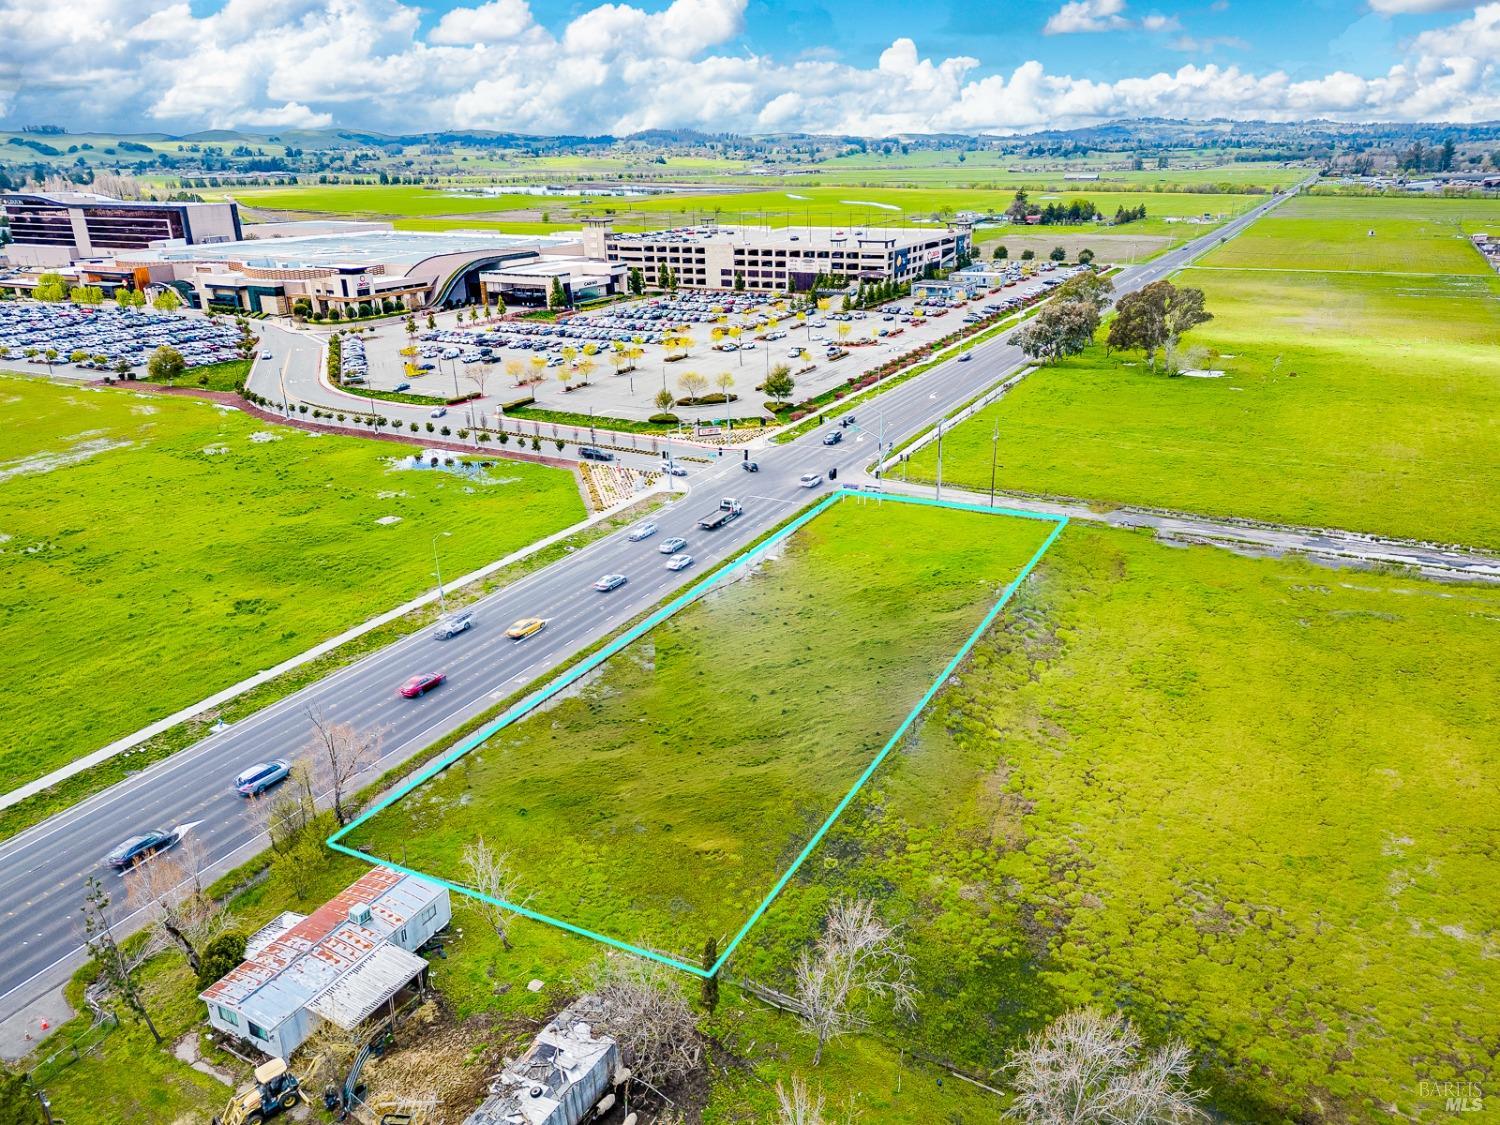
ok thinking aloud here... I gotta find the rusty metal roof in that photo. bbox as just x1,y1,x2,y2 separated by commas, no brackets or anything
199,867,439,1031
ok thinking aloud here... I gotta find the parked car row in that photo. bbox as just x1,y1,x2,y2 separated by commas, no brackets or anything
339,333,368,383
415,291,814,360
0,302,243,371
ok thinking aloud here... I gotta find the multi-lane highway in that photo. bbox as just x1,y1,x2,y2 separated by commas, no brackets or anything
0,190,1294,1034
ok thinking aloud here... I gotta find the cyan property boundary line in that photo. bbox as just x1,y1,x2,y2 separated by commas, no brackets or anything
328,489,1069,978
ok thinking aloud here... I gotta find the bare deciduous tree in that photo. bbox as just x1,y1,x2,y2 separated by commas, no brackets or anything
306,710,380,826
1005,1008,1206,1124
776,1075,830,1125
575,958,703,1090
793,897,915,1065
466,361,492,400
459,836,530,953
678,371,709,401
124,837,229,976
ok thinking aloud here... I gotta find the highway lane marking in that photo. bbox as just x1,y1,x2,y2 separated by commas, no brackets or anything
2,660,558,1011
746,494,798,505
0,502,696,863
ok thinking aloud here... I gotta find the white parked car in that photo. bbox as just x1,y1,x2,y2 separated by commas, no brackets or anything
433,611,473,639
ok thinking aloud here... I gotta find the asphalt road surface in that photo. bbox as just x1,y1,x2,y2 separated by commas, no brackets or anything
0,191,1294,1028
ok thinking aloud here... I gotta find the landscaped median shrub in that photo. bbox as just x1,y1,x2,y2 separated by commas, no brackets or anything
649,412,680,424
675,392,738,406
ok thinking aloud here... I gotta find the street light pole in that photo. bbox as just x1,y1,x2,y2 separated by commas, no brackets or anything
988,421,999,507
431,531,450,615
935,420,944,502
277,356,291,418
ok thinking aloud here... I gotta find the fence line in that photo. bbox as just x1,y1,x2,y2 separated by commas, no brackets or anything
26,1012,117,1088
730,975,1008,1098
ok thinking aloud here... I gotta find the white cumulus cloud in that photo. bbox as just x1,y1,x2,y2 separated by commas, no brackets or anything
1043,0,1179,34
0,0,1494,135
1044,0,1132,34
1367,0,1475,12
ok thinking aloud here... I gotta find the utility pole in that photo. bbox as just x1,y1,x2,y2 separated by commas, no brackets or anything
988,421,999,507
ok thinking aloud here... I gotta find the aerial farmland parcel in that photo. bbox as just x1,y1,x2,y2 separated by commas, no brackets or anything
0,374,585,790
336,495,1062,969
342,507,1497,1121
908,194,1500,548
222,180,1267,244
729,522,1499,1120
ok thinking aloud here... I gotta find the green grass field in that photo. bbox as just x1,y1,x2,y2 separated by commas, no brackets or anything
792,155,1306,192
140,357,251,393
219,181,1264,241
908,195,1500,547
734,522,1500,1119
551,185,1259,231
342,497,1057,966
0,374,585,789
222,183,586,219
1193,193,1499,273
29,516,1497,1123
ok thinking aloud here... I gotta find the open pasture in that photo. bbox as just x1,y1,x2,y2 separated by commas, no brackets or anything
907,195,1500,547
0,374,584,789
336,495,1061,970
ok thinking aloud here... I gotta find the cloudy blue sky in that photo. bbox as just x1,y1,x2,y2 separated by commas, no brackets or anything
0,0,1496,135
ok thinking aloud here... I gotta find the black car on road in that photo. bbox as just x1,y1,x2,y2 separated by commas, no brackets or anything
822,429,844,446
106,828,182,871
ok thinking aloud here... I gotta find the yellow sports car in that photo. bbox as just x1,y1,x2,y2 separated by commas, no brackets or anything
505,617,547,640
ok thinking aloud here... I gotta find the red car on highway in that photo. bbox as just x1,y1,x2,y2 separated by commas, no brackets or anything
399,671,446,698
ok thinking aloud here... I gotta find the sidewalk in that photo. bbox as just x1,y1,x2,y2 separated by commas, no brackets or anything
0,989,73,1063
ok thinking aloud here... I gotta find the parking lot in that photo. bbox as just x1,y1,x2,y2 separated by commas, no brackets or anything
0,302,245,377
345,266,1073,424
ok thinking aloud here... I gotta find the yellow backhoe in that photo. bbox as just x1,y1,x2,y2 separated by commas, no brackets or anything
213,1056,320,1125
